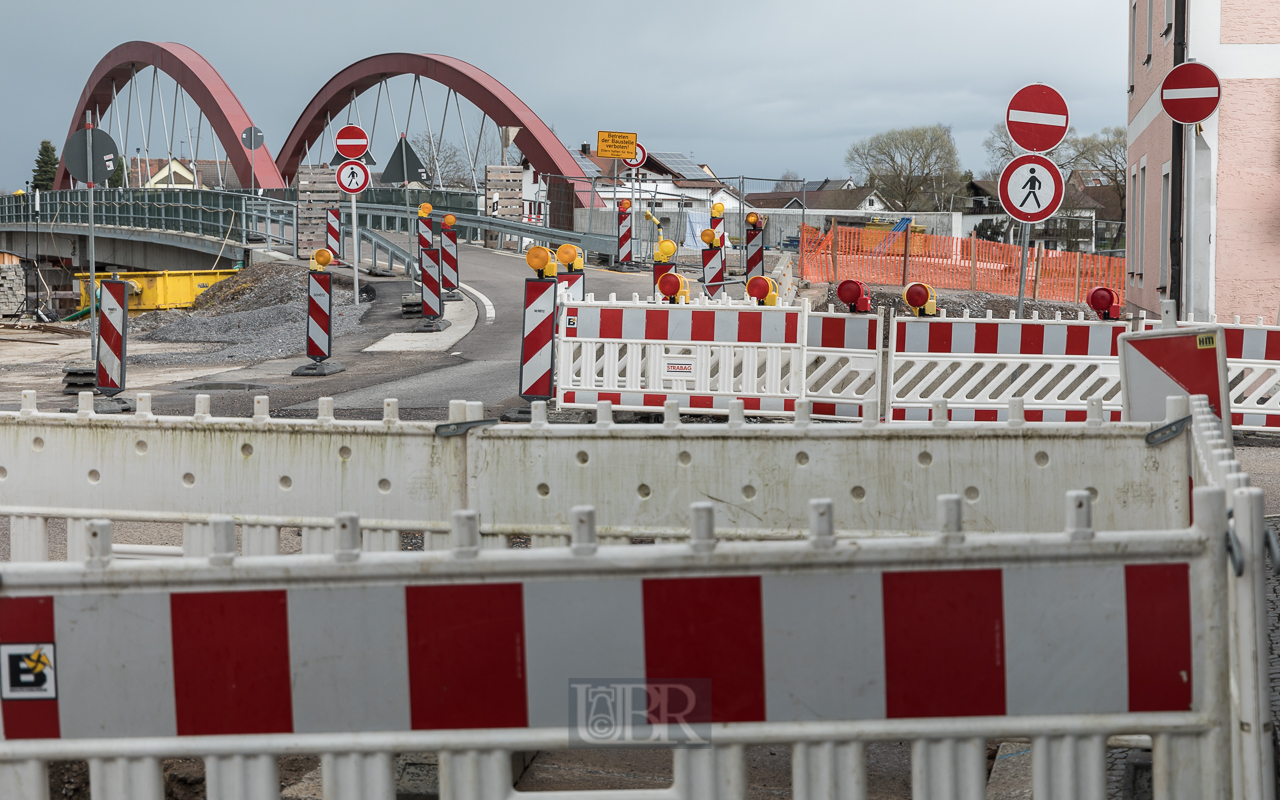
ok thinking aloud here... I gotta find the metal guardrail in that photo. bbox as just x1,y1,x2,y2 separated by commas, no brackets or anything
0,190,615,263
0,189,295,255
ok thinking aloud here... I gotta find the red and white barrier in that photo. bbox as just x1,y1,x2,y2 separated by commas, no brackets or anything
804,311,881,419
890,313,1128,422
559,298,806,413
419,219,442,319
306,272,333,360
442,225,458,288
701,247,725,300
556,271,584,302
520,279,557,400
326,208,341,260
618,207,632,263
746,226,763,282
95,279,127,395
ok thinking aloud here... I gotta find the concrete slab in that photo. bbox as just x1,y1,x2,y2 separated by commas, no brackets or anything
288,359,520,410
364,294,475,352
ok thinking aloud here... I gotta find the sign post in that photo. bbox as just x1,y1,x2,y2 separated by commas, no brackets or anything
63,116,118,363
335,130,371,307
1003,85,1069,319
292,252,346,377
240,126,264,200
1161,62,1221,319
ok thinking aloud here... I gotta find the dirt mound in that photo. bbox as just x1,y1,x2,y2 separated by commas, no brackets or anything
191,262,311,316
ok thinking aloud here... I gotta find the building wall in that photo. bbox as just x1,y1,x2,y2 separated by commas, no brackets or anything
1221,0,1280,43
1126,0,1178,314
1214,79,1280,321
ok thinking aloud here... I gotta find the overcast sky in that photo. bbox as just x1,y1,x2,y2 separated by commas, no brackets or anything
0,0,1126,192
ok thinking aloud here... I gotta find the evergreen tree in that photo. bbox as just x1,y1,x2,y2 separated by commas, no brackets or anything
107,156,124,188
31,141,59,190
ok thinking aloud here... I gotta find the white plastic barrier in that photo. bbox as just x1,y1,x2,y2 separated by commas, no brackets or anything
1,392,1193,556
889,311,1128,422
0,485,1253,800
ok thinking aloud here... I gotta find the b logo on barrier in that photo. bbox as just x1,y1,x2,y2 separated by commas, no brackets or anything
0,644,57,700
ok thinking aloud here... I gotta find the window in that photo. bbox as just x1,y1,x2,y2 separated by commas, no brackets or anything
1138,163,1147,286
1163,0,1174,37
1159,165,1171,290
1130,3,1138,91
1129,168,1138,280
1152,0,1162,64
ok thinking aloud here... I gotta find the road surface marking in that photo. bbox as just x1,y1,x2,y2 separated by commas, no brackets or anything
460,282,496,324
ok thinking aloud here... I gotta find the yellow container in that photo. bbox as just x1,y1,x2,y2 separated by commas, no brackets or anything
75,269,239,315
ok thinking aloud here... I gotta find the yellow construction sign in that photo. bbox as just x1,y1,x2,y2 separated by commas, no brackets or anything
596,131,637,159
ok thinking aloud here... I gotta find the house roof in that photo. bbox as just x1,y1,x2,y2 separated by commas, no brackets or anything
969,180,1102,212
744,187,885,210
1081,184,1124,222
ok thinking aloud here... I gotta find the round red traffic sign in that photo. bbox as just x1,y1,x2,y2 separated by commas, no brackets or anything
1005,84,1070,153
335,125,369,160
1161,62,1221,124
998,154,1064,224
336,159,371,194
622,142,647,169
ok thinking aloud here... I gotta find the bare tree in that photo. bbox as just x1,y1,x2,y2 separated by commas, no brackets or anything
773,170,803,191
845,124,963,212
981,123,1095,180
1077,126,1127,220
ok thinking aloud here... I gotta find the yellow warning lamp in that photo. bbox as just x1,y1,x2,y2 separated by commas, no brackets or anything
746,211,760,228
902,282,937,317
746,275,778,306
619,198,632,211
443,213,456,228
700,228,719,248
556,243,584,273
311,248,333,270
657,272,690,304
526,246,556,278
417,203,433,218
654,239,677,264
711,202,725,219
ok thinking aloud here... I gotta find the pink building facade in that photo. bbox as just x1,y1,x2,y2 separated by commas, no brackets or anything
1127,0,1280,321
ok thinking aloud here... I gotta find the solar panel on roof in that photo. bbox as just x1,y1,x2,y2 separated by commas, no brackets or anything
649,152,710,180
571,152,601,177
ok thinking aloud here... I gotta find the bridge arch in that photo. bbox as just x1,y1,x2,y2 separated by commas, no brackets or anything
276,53,585,198
55,41,285,190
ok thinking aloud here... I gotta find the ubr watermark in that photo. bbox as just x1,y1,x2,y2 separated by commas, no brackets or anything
570,679,712,745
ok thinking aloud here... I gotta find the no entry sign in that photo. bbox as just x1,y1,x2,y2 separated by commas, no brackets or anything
1005,84,1070,153
998,154,1064,224
335,125,369,160
622,142,647,169
336,160,371,194
1161,62,1222,125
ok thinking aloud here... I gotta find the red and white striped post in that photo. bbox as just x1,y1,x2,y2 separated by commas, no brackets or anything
618,198,633,264
326,209,342,262
95,279,127,396
555,244,586,302
521,279,557,401
745,211,764,282
418,214,451,332
700,228,725,300
441,213,462,302
292,270,347,376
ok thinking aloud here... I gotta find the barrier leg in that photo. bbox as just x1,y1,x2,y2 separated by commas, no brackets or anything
88,756,164,800
673,745,746,800
182,521,215,556
1031,734,1105,800
301,525,337,554
1231,486,1277,800
0,760,49,800
363,528,400,552
439,749,511,800
792,741,867,800
322,752,395,800
1152,733,1216,800
10,515,49,561
204,753,278,800
911,737,985,800
67,517,91,561
242,524,280,556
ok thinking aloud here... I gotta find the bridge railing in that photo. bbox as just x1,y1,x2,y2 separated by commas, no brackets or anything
0,189,296,256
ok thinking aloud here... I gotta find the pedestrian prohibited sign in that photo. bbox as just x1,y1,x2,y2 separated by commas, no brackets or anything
336,159,371,194
997,154,1064,224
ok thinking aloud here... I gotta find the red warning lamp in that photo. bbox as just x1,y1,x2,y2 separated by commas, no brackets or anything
1087,286,1121,320
658,272,689,304
619,198,632,211
836,280,871,313
902,282,937,316
747,275,771,300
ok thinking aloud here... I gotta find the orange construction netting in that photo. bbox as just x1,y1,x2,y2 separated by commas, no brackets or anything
798,225,1125,306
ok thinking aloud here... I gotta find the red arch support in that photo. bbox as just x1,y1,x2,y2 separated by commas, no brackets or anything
276,54,586,201
55,42,285,190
